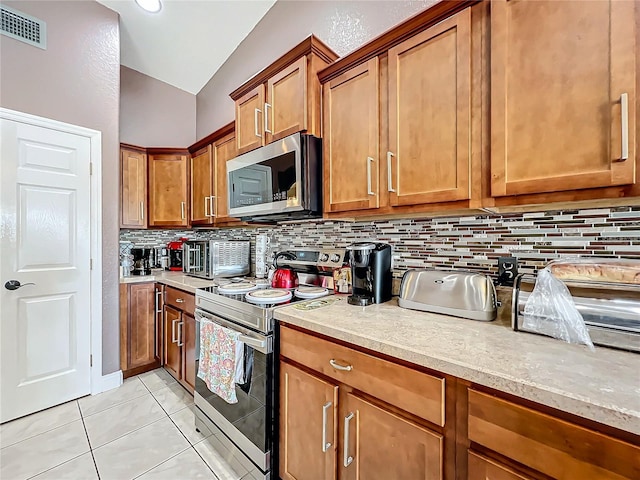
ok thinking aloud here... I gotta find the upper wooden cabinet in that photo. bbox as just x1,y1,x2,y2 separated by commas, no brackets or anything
231,35,338,155
213,131,239,224
148,150,189,227
190,145,213,226
120,146,147,228
490,0,636,197
323,58,380,213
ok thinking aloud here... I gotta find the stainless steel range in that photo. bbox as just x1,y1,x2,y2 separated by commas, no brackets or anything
193,247,346,480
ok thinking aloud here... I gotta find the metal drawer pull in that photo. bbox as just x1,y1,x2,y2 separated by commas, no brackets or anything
177,321,184,346
210,196,216,218
181,201,186,220
343,413,354,467
264,103,272,134
254,108,262,138
155,290,162,313
172,318,179,343
621,93,629,161
322,402,332,452
329,359,353,371
140,202,144,220
387,151,396,192
176,298,185,303
204,197,209,217
367,157,375,196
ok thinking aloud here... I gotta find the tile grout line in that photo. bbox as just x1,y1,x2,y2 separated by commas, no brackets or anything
79,401,101,480
130,444,195,480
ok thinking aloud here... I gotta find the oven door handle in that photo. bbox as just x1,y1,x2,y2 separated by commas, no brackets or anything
237,334,266,350
196,308,272,354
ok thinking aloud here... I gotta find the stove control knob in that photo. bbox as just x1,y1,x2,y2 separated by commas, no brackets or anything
319,253,329,262
330,254,341,263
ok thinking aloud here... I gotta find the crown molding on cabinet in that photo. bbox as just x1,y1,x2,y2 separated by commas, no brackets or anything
188,121,235,154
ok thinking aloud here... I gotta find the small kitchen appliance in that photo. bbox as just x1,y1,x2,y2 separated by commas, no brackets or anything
183,239,250,279
271,252,299,289
255,234,270,278
167,238,187,271
398,270,497,321
131,248,152,276
347,242,392,306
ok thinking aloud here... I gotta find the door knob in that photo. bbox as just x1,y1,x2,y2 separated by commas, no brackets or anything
4,280,35,291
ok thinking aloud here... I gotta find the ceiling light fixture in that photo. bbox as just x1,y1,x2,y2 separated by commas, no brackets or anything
135,0,162,13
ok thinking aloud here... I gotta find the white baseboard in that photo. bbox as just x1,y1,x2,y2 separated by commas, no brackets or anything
92,370,123,395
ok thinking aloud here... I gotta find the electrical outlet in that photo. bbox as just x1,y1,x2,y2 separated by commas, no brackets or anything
498,256,518,286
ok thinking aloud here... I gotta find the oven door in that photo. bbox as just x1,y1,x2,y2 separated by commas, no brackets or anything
227,133,302,218
194,308,274,471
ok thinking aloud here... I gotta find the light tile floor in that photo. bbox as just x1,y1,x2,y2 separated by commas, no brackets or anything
0,369,259,480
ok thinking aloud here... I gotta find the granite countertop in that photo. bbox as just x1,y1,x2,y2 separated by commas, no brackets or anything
274,296,640,435
119,271,215,294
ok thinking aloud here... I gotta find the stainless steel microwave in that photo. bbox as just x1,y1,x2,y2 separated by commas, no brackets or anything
226,133,322,222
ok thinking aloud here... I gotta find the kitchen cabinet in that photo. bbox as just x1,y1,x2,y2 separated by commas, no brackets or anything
213,131,239,224
280,361,338,480
190,145,213,226
279,325,445,479
119,282,161,378
467,452,532,480
231,35,338,155
120,146,147,228
490,0,636,198
154,284,164,365
162,286,196,393
148,150,189,227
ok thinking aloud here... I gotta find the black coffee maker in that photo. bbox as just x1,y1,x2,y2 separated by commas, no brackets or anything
347,242,392,306
131,248,152,276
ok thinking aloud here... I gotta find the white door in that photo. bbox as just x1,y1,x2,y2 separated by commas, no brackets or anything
0,118,92,423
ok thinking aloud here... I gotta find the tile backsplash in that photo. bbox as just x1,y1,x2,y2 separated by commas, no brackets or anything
120,206,640,279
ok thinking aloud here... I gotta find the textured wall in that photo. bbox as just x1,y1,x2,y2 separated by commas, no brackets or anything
120,66,196,147
120,207,640,280
0,0,121,374
196,0,438,137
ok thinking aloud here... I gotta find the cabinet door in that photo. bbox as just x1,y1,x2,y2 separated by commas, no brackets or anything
491,0,636,196
468,452,532,480
154,284,164,364
191,146,213,226
236,84,265,155
148,153,189,226
127,283,156,369
214,132,239,224
280,361,338,480
266,57,307,144
120,148,147,228
163,305,182,381
341,393,443,480
388,9,471,206
323,58,379,213
182,313,196,392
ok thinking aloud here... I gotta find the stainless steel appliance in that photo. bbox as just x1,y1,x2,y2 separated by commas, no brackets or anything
183,240,250,279
131,248,152,276
347,242,392,306
193,247,343,479
398,270,497,321
227,133,322,221
512,274,640,352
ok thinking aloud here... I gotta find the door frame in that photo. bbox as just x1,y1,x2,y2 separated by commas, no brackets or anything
0,107,111,396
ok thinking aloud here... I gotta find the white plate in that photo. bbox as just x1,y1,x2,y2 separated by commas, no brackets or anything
245,289,292,304
217,282,259,294
294,286,329,299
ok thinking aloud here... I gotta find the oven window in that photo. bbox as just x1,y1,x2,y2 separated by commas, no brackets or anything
195,344,273,452
229,151,297,209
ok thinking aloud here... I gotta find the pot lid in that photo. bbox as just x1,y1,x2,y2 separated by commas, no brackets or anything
217,282,259,294
294,286,329,299
245,289,293,304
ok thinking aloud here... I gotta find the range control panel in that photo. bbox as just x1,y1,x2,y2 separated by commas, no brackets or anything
277,248,347,271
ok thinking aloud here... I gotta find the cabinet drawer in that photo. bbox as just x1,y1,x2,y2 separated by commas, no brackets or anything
468,389,640,480
280,325,445,427
164,286,195,314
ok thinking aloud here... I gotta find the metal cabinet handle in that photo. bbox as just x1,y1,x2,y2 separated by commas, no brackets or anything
210,196,216,218
176,298,185,303
140,201,144,220
254,108,262,138
177,321,184,346
155,290,162,314
387,152,396,192
343,413,354,467
322,402,332,452
367,157,375,196
264,103,272,134
172,318,179,343
204,197,209,217
621,93,629,161
329,359,353,371
181,201,185,220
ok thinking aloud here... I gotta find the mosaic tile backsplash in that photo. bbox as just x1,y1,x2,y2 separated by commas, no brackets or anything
120,207,640,279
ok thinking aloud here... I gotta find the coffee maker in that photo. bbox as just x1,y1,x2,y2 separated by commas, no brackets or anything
347,242,392,306
131,248,152,276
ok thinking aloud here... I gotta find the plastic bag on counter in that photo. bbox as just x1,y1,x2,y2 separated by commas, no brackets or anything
522,268,595,351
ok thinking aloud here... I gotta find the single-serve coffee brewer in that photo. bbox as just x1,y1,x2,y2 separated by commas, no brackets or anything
347,242,392,306
131,248,152,276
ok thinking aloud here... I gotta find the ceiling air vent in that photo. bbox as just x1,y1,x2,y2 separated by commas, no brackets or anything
0,4,46,50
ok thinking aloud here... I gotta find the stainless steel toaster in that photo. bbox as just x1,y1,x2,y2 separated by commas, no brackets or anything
398,269,497,321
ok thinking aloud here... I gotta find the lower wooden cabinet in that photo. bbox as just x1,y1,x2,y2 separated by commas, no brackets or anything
467,452,531,480
182,313,196,391
280,361,338,480
120,282,161,378
163,305,182,380
162,287,196,393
